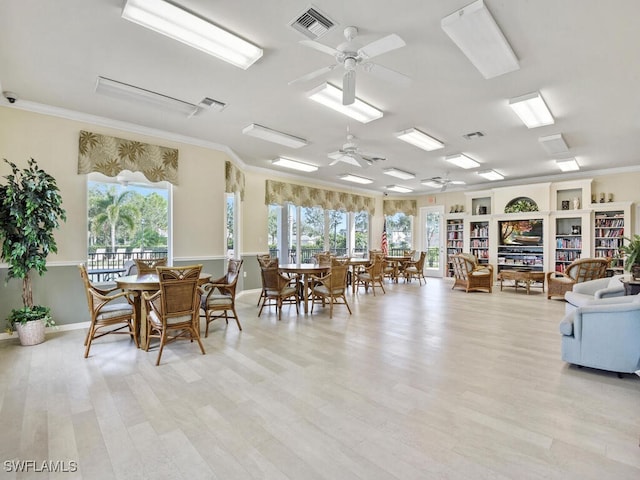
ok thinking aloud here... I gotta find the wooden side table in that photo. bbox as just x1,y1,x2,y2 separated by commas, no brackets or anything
620,277,640,296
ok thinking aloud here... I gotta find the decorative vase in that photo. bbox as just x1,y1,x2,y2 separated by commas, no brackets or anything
15,319,46,346
572,197,580,210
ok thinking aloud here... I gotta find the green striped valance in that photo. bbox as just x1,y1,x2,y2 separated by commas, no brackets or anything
383,199,417,216
78,130,179,184
225,161,245,200
265,180,375,214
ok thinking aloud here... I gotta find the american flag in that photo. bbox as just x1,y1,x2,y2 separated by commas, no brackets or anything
381,221,388,256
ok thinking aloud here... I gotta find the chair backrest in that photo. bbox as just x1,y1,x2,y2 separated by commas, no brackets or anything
222,259,243,296
566,258,609,283
327,264,349,290
78,264,96,310
257,254,277,268
135,257,168,275
369,257,384,278
450,254,473,279
261,266,289,292
414,251,427,270
317,253,333,266
154,265,202,323
331,256,350,266
123,259,137,275
370,251,385,264
403,249,416,259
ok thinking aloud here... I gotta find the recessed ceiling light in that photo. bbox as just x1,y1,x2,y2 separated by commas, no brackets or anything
539,133,569,155
382,168,416,180
477,169,504,181
445,153,480,169
394,127,444,151
122,0,263,69
338,173,374,184
307,83,384,123
271,157,318,172
242,124,308,148
508,91,554,128
386,185,413,193
555,158,580,172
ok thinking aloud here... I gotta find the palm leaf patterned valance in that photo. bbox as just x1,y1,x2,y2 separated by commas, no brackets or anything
265,180,375,214
225,161,245,201
78,131,179,185
383,199,417,216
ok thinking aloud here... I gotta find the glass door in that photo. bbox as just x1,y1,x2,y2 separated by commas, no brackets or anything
421,205,445,277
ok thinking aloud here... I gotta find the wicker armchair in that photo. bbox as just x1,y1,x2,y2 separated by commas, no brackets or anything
450,253,494,293
546,257,609,300
356,256,386,295
78,263,137,357
258,265,300,320
404,251,427,285
200,259,243,336
143,264,205,366
309,263,352,318
134,257,167,275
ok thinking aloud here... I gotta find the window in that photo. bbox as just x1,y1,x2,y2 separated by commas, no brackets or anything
268,204,369,262
87,172,171,280
385,212,412,254
226,192,240,258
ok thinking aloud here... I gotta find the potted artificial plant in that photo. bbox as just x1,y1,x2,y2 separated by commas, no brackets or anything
0,158,66,345
620,234,640,280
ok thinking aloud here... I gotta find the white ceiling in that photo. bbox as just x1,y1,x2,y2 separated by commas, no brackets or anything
2,0,640,194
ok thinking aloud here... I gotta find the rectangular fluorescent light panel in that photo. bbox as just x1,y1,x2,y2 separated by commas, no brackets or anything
95,76,200,116
338,174,373,184
122,0,263,70
383,168,416,180
307,83,383,123
539,133,569,155
441,0,519,79
555,158,580,172
242,124,308,148
272,157,317,172
421,180,444,189
394,128,443,151
477,169,504,181
509,92,554,128
445,153,480,169
386,185,413,193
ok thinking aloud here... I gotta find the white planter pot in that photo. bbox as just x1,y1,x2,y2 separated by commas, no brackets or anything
15,319,46,346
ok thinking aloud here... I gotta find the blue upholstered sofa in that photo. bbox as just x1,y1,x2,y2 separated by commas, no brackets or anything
564,274,626,314
559,294,640,374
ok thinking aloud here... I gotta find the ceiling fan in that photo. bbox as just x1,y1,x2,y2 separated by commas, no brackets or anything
328,128,386,168
424,174,465,192
289,26,410,105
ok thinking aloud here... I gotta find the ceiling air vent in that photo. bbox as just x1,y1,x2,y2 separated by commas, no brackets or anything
462,131,485,140
289,6,335,40
199,97,226,112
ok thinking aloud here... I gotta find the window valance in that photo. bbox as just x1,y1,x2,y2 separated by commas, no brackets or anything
225,161,245,200
265,180,375,214
383,199,417,216
78,130,179,185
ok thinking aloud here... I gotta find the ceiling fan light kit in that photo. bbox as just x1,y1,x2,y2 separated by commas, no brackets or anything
386,185,413,193
477,169,504,181
242,124,308,148
95,76,202,116
383,168,415,180
394,128,444,151
338,173,374,184
555,158,580,172
272,157,318,172
445,153,480,169
441,0,519,79
509,91,554,128
121,0,263,69
307,83,383,123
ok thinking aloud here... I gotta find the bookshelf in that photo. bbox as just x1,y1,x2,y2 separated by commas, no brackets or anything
446,217,464,277
593,209,625,268
470,220,489,264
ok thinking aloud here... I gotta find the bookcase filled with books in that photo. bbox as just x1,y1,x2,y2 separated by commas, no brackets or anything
445,217,464,277
469,220,490,265
553,216,583,272
593,206,628,269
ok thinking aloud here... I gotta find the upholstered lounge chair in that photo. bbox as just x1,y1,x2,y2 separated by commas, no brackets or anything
546,257,609,299
450,253,493,293
559,294,640,374
564,274,626,313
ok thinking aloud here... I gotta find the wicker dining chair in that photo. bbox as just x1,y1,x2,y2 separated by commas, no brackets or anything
134,257,167,275
143,264,204,366
200,259,243,336
546,257,609,299
257,255,278,306
356,255,386,295
258,265,300,320
309,263,352,318
78,263,138,358
404,251,427,285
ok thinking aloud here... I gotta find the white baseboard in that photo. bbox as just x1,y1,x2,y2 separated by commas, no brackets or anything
0,321,90,342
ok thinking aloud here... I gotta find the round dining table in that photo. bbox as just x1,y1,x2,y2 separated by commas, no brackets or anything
278,263,331,314
116,272,211,347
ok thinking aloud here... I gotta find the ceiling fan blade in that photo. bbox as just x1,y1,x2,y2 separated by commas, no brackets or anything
299,40,339,57
357,34,405,60
288,64,337,85
441,183,448,192
343,70,356,105
363,62,411,87
328,151,362,167
361,153,386,162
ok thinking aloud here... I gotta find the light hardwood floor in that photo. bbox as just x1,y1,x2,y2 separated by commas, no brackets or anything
1,277,638,479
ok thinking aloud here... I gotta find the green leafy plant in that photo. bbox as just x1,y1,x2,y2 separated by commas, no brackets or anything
620,234,640,272
504,198,539,214
0,158,66,330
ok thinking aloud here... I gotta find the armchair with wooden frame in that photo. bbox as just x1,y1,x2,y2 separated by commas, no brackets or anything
356,255,386,295
309,262,352,318
78,263,138,358
404,251,427,285
199,259,243,337
143,264,205,366
134,257,167,275
450,253,494,293
258,265,300,320
546,257,609,300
